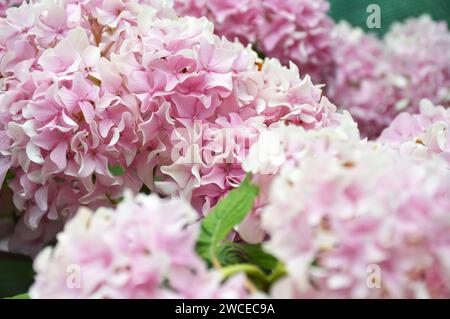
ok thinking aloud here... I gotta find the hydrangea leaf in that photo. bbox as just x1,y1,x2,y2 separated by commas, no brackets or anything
196,175,259,264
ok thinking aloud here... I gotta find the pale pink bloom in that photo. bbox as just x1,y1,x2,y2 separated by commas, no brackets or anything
0,1,161,254
1,0,339,255
325,22,394,138
327,17,450,138
240,112,359,243
30,193,249,299
1,40,142,253
174,0,334,83
108,11,339,217
379,99,450,165
384,16,450,115
257,130,450,298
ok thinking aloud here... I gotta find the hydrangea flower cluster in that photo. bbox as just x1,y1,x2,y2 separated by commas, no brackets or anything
378,99,450,165
327,17,450,138
0,0,155,255
3,1,448,143
30,192,249,298
0,0,336,255
174,0,335,83
384,16,450,115
240,110,359,243
248,126,450,298
154,59,337,216
325,22,394,138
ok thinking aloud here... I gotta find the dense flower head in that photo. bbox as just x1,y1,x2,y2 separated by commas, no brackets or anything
258,131,450,298
0,0,336,255
0,0,156,254
151,58,338,216
174,0,335,83
239,111,359,243
327,17,450,138
244,110,360,176
30,192,249,298
384,16,450,115
378,99,450,165
325,22,394,138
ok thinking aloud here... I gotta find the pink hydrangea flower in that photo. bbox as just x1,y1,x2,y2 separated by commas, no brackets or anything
240,111,360,243
378,99,450,164
144,58,338,215
325,22,394,138
100,7,338,216
327,17,450,138
384,16,450,115
30,192,249,298
0,0,150,254
174,0,334,83
1,0,339,255
256,129,450,298
0,0,194,254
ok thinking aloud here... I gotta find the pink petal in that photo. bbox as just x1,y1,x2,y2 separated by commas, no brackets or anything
50,142,68,170
35,187,49,211
79,101,96,123
78,154,96,177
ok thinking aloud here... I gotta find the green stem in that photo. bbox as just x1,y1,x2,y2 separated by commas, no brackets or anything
221,263,268,284
267,262,288,283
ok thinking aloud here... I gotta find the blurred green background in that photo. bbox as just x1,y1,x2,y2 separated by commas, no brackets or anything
0,252,34,298
329,0,450,36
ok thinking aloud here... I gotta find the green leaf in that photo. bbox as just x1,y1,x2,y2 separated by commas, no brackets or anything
217,242,278,272
0,252,34,298
196,175,259,264
108,163,125,176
